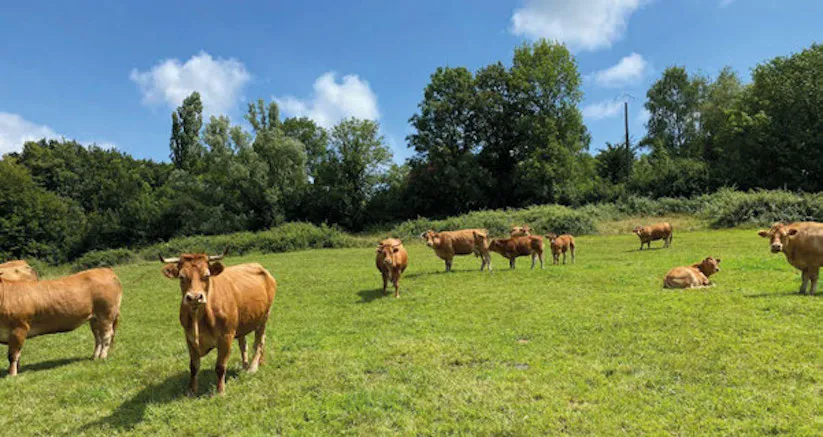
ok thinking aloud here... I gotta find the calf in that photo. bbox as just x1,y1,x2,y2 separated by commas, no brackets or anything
510,225,531,237
545,233,576,265
0,268,122,376
160,250,277,395
488,236,544,269
376,239,408,298
664,257,721,289
0,260,38,281
633,222,673,250
758,221,823,295
422,229,491,272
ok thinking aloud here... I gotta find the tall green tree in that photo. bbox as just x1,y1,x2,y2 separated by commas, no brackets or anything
642,67,705,158
282,116,328,179
169,92,204,171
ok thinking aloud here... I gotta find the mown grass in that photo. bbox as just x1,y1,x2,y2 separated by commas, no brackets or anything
2,228,822,435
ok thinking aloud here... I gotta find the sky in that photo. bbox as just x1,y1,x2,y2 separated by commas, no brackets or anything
1,0,822,163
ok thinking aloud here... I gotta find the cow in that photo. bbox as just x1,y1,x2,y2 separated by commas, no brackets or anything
421,229,491,272
633,222,673,250
488,235,544,269
510,225,531,237
0,260,38,281
545,233,576,265
160,250,277,395
376,238,408,298
758,221,823,295
0,268,122,376
663,257,721,289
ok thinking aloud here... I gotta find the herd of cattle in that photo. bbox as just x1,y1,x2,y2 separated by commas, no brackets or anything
0,220,820,394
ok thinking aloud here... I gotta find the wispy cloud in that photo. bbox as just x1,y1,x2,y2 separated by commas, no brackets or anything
275,72,380,128
590,53,649,88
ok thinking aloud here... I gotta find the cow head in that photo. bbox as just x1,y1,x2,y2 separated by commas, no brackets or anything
488,238,506,255
421,230,439,248
473,231,490,250
545,233,558,244
160,249,227,308
377,241,403,267
510,225,531,237
632,226,644,235
697,257,721,276
758,222,798,253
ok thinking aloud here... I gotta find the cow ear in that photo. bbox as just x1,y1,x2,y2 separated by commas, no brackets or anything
757,230,769,238
162,264,179,279
788,229,799,236
209,262,225,276
715,258,721,264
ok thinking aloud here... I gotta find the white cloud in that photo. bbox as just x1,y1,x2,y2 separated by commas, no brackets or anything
636,107,651,125
582,100,625,120
511,0,648,51
591,53,649,87
130,51,251,115
0,112,59,154
275,72,380,128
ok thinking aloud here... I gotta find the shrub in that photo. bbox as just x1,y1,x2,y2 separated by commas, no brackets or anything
71,248,139,272
703,188,823,228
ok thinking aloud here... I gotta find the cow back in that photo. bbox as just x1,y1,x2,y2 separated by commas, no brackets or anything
209,263,276,338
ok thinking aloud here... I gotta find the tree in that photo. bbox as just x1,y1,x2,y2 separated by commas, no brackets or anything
282,116,328,179
642,67,705,158
170,92,204,171
596,142,634,184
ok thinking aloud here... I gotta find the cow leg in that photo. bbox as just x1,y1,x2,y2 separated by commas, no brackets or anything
392,270,400,298
539,252,544,269
800,269,809,294
509,258,515,270
249,325,266,373
445,258,453,272
7,326,27,377
90,318,103,360
186,341,200,396
238,336,249,369
808,266,820,296
215,333,233,394
562,251,567,265
531,254,536,270
381,271,389,296
98,321,116,359
486,254,492,272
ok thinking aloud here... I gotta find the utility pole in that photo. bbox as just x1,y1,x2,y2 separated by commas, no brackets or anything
624,101,631,179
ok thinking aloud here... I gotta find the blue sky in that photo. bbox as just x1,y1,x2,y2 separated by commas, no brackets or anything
1,0,821,163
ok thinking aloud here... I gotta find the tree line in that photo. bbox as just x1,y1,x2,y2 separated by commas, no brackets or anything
2,41,821,263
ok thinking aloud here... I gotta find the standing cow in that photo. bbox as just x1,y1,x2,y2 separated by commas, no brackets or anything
421,229,491,272
545,233,576,265
0,268,122,376
664,257,721,289
510,225,531,237
758,222,823,295
0,260,38,281
633,222,673,250
160,250,277,395
376,238,408,298
488,235,544,269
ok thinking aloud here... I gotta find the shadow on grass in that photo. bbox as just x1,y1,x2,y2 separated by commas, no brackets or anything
627,247,666,253
0,356,87,377
744,290,809,299
357,288,387,303
79,368,240,433
402,269,487,280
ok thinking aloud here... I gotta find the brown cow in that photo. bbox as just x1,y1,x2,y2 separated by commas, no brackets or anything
0,260,38,281
160,250,277,395
545,233,576,265
633,222,673,250
0,268,122,376
488,235,544,269
758,222,823,295
510,225,531,237
376,238,408,298
421,229,491,272
664,257,721,289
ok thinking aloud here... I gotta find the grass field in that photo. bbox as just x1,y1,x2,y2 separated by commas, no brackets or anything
1,228,822,435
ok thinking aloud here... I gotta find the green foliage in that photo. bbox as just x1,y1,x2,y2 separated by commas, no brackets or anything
71,248,139,272
595,142,633,184
642,66,706,158
170,92,204,171
703,188,823,228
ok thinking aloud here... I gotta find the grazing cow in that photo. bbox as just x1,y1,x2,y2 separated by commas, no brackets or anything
545,233,576,265
758,222,823,295
421,229,492,272
633,222,673,250
376,239,408,298
488,235,544,269
160,250,277,395
664,257,721,289
0,260,38,281
0,268,122,376
510,225,531,237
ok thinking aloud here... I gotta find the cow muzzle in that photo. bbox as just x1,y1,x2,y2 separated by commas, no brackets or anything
770,243,782,253
184,292,207,306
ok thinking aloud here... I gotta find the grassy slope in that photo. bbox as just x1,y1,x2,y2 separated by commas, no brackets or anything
1,229,822,435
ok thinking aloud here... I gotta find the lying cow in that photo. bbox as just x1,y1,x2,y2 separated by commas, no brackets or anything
664,257,721,289
488,235,544,269
0,260,38,281
0,268,122,376
160,250,277,395
376,238,408,298
758,221,823,295
422,229,491,272
510,225,531,237
633,222,673,250
545,233,576,265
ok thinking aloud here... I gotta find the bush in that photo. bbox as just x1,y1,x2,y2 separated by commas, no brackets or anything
71,248,139,272
703,188,823,228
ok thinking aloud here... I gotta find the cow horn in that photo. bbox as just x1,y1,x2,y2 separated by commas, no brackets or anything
208,245,229,261
159,254,180,264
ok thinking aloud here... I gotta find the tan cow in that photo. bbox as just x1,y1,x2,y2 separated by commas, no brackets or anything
0,260,38,281
633,222,673,250
545,233,576,265
488,235,544,269
758,222,823,295
376,239,408,298
160,250,277,395
0,268,122,376
510,225,531,237
421,229,491,272
664,257,721,289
